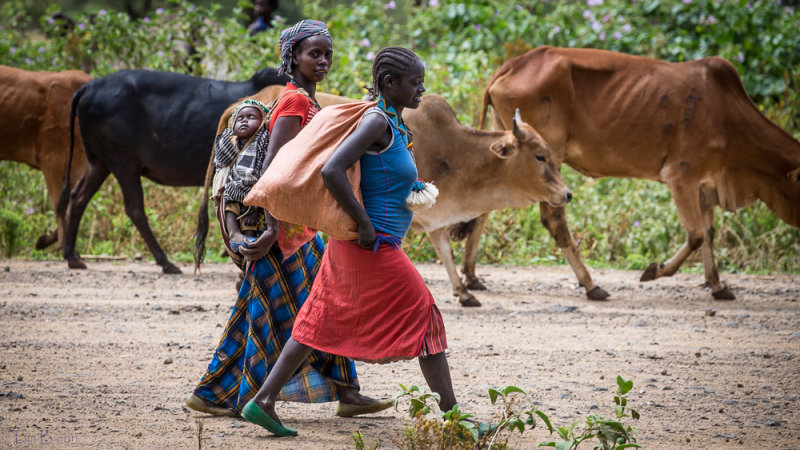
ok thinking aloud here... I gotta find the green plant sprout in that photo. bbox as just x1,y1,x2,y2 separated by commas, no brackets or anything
539,376,641,450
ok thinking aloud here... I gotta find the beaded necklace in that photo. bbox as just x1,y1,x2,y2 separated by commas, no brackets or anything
376,95,414,156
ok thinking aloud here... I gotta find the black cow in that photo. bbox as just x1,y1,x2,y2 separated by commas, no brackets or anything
62,68,288,273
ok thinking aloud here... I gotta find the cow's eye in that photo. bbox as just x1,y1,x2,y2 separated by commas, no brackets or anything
535,155,546,162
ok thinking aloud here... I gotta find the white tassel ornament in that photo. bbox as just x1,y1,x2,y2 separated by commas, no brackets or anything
406,179,439,211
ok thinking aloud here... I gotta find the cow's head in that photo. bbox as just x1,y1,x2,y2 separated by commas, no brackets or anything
489,109,572,207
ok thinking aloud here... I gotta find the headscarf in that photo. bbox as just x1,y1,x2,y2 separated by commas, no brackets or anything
277,19,332,76
228,98,270,129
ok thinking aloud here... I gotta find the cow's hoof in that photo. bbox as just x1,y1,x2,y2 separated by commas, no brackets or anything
35,233,56,250
68,258,87,269
162,263,182,275
712,286,736,300
586,286,610,301
459,295,482,307
465,278,487,291
640,263,658,282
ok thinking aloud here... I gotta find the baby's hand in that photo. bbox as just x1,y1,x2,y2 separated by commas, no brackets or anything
242,207,260,227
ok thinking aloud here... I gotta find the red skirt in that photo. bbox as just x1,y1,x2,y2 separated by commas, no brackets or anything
292,238,447,363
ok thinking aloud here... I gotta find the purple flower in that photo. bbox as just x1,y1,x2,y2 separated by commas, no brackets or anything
144,17,150,23
683,0,691,4
745,2,751,7
737,52,744,63
68,56,74,62
47,17,55,25
219,27,224,33
25,58,31,65
78,23,86,30
586,0,603,6
621,23,632,32
599,31,606,41
99,9,106,16
705,15,716,24
157,50,165,58
592,21,602,32
385,1,396,9
474,24,482,30
583,9,593,19
429,0,439,6
516,4,523,10
602,15,611,23
359,37,371,47
613,31,622,39
26,207,35,215
553,25,562,33
366,51,375,60
156,8,164,14
9,46,16,54
38,46,45,53
633,220,641,228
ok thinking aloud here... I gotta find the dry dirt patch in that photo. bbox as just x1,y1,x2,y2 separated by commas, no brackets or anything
0,259,798,449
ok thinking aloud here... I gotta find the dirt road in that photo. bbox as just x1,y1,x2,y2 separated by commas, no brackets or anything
1,259,798,449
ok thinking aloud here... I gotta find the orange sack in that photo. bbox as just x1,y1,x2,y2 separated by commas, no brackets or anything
244,101,376,241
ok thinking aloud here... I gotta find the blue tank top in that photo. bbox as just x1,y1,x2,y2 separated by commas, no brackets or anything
359,108,417,238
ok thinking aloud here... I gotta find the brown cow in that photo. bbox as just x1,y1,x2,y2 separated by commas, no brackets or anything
0,66,91,250
478,46,800,300
196,91,572,306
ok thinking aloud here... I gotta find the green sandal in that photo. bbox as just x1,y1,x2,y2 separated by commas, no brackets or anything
241,400,298,437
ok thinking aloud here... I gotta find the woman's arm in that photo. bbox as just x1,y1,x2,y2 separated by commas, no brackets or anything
321,113,388,249
239,115,301,261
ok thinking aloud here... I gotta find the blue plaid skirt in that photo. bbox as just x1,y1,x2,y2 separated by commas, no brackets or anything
193,235,359,412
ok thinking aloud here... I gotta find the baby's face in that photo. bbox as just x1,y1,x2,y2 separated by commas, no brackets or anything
233,106,264,139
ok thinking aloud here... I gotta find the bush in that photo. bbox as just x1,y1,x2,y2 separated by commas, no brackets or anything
0,0,797,275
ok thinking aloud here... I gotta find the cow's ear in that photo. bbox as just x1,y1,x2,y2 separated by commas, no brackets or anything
490,140,518,159
787,167,800,184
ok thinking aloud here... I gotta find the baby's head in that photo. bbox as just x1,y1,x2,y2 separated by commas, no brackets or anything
229,99,270,140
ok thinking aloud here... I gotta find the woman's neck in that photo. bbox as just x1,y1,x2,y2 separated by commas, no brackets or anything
290,74,316,98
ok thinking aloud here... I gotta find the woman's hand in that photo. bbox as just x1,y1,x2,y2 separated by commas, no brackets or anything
356,219,376,250
239,212,279,261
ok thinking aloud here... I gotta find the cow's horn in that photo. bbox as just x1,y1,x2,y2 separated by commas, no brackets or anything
512,108,522,134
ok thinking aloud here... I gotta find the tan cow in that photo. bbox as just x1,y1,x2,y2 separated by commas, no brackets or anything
196,90,572,306
0,66,91,249
478,46,800,299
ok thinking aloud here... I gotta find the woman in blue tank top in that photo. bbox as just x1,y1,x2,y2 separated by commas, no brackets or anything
241,47,480,438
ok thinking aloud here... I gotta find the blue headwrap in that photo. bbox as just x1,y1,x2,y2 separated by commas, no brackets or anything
277,19,332,76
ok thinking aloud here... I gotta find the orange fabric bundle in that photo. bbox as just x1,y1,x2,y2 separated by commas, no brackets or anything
244,101,376,241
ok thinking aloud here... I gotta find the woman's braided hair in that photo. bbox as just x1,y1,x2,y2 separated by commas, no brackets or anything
367,47,420,97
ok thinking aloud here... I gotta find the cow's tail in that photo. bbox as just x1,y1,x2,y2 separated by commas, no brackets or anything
56,84,87,218
448,219,477,241
193,142,216,274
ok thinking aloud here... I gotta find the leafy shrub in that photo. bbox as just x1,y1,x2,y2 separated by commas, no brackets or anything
0,0,797,275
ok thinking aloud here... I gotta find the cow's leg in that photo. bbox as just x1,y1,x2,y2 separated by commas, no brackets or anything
35,228,58,250
114,172,182,274
640,182,706,287
700,202,734,300
461,213,489,291
428,228,481,307
34,158,67,250
539,202,609,300
63,163,110,269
